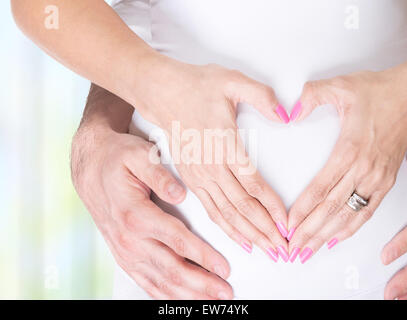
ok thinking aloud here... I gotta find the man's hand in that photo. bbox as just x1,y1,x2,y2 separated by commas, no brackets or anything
71,85,233,299
382,226,407,300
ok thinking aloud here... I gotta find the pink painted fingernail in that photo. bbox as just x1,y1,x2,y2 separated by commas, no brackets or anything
277,245,289,263
300,247,313,264
289,247,301,263
327,238,339,250
286,228,296,241
266,248,279,262
290,101,302,122
242,242,252,254
276,222,288,238
276,105,290,124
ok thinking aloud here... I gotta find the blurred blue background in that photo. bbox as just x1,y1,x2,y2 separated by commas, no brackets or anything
0,1,114,299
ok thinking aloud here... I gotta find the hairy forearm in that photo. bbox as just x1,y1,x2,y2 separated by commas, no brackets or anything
11,0,163,110
80,83,134,134
71,83,134,193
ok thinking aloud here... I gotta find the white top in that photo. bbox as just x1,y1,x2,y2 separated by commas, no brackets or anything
112,0,407,299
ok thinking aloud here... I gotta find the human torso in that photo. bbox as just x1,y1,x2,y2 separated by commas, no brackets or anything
112,0,407,299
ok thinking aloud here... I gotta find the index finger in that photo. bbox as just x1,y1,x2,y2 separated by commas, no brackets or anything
288,135,358,233
133,203,231,280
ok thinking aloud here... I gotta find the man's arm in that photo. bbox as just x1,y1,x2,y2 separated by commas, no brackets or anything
71,84,233,300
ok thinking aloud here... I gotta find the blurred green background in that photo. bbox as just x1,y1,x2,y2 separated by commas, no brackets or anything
0,1,114,299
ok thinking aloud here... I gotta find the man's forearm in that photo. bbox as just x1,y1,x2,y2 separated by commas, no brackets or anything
80,83,134,134
71,83,134,194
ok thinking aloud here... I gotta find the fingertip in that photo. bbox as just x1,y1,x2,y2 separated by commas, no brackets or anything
166,182,186,204
381,249,390,266
275,105,290,124
289,101,302,122
384,284,397,300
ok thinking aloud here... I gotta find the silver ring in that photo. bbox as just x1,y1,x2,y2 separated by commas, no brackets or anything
347,192,369,212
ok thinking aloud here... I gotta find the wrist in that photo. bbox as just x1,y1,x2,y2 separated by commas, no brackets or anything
71,122,116,189
123,51,193,125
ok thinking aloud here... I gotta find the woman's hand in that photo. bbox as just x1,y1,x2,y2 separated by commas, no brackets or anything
382,225,407,300
286,65,407,263
131,59,290,259
12,0,289,258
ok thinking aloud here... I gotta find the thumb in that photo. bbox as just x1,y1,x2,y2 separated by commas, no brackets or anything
125,141,186,205
291,80,338,122
381,225,407,265
226,74,289,123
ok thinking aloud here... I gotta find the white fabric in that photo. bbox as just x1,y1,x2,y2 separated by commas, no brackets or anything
112,0,407,299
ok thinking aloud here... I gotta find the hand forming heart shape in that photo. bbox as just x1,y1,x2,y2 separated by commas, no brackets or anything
282,67,407,263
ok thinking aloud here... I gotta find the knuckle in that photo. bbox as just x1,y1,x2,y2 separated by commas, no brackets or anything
385,175,397,190
325,199,341,216
298,231,313,243
171,234,186,256
358,159,373,178
339,209,354,223
152,166,169,185
246,181,264,197
236,198,256,216
219,203,236,222
207,209,220,224
149,255,165,270
361,207,374,222
303,81,316,97
156,280,171,294
340,140,359,164
117,232,133,252
309,184,327,204
167,266,183,286
122,210,140,232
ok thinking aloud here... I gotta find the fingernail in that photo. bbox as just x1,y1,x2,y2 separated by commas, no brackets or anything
168,183,184,199
327,238,338,250
213,264,227,279
276,105,290,124
242,242,252,254
217,291,229,300
286,228,296,241
300,247,313,264
289,247,301,263
290,101,302,122
277,245,289,263
266,247,279,262
276,222,288,238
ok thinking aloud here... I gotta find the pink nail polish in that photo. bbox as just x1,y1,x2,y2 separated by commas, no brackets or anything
277,246,289,263
300,247,313,264
289,247,301,263
327,238,339,250
276,222,288,238
290,101,302,122
276,105,290,124
286,228,296,241
242,242,252,254
266,248,279,262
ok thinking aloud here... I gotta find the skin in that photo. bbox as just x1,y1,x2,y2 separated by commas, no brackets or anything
11,0,289,254
288,64,407,263
382,225,407,300
71,84,235,300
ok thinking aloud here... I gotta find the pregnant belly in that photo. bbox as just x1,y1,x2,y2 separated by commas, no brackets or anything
128,104,407,299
